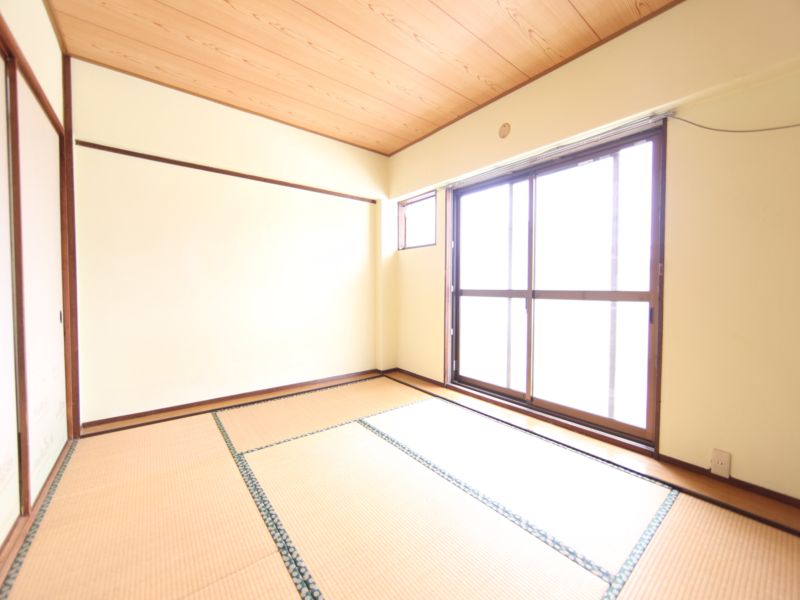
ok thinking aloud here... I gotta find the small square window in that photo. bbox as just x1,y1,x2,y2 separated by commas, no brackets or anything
398,191,436,249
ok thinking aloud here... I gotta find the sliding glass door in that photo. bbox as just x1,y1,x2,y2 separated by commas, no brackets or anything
453,128,664,442
457,179,530,398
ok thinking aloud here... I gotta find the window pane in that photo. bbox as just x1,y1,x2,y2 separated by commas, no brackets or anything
534,149,653,292
532,300,649,427
534,158,613,290
459,296,527,392
613,302,650,427
459,181,528,290
510,180,530,289
403,195,435,247
617,142,653,290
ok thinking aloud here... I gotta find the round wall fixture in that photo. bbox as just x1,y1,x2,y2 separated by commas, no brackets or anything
498,122,511,138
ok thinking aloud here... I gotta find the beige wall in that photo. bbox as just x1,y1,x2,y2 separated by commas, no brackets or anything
0,0,62,123
73,61,385,422
72,61,387,200
387,0,800,497
660,67,800,498
374,198,398,371
395,190,446,382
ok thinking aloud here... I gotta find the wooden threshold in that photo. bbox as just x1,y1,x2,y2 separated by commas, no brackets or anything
382,369,800,535
80,369,382,437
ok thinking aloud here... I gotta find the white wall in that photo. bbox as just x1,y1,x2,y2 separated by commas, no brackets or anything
72,61,385,422
0,0,62,124
384,0,800,498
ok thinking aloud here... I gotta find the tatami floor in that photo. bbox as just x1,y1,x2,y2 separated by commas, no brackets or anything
387,372,800,533
1,376,798,599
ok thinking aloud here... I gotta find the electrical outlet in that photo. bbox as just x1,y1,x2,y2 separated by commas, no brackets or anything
710,448,731,478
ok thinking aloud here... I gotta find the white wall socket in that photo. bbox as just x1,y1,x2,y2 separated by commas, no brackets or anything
710,448,732,478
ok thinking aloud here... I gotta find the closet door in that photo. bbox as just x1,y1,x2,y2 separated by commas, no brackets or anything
0,60,20,538
17,74,66,501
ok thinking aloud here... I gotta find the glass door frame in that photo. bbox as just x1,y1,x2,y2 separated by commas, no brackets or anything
450,125,666,445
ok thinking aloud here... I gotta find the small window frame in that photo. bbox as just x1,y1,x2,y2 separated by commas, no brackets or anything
398,190,437,250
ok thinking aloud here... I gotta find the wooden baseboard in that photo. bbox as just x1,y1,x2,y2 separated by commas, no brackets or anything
81,369,382,437
658,454,799,509
380,367,443,387
0,441,71,584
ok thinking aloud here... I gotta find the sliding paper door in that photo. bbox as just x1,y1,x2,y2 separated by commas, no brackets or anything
17,75,67,501
0,59,20,538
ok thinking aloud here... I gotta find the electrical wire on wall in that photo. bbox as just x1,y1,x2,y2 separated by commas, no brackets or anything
667,114,800,133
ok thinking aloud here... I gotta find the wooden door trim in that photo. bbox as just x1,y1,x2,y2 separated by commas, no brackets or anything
61,56,79,438
5,57,30,516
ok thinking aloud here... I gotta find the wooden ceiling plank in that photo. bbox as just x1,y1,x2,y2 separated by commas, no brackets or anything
430,0,599,77
49,0,683,154
57,13,409,153
51,0,429,142
569,0,677,40
296,0,529,106
159,0,476,126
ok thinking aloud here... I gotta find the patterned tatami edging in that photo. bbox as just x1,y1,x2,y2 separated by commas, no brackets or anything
0,440,79,600
358,419,614,582
0,376,677,600
217,377,679,599
212,413,323,600
602,489,679,600
358,418,679,598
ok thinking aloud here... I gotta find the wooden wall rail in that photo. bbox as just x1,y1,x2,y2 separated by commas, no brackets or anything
75,140,379,204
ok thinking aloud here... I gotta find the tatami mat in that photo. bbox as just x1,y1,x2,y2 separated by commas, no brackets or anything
618,494,800,600
181,555,298,600
218,376,428,452
365,399,671,575
246,423,608,600
5,375,798,599
5,414,297,599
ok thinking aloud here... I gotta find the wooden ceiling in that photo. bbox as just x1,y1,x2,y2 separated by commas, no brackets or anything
47,0,679,155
